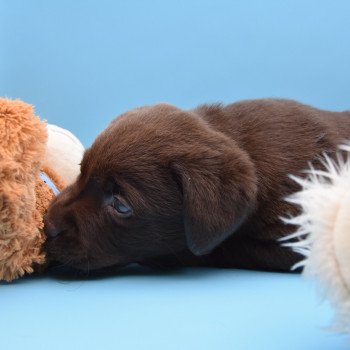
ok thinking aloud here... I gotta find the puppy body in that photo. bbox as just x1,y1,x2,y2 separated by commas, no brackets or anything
45,99,350,272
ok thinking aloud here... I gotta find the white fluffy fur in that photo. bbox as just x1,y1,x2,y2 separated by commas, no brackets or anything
281,146,350,333
44,124,84,185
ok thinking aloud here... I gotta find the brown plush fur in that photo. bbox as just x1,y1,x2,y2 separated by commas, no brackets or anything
44,99,350,273
0,99,64,282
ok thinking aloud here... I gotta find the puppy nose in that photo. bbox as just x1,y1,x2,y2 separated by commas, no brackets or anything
44,215,64,238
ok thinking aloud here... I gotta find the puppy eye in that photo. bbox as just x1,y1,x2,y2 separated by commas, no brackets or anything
112,195,132,217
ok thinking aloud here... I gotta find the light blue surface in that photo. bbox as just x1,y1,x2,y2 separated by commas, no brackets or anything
1,1,350,349
0,268,348,350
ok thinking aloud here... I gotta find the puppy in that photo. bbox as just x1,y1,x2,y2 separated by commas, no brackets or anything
44,99,350,273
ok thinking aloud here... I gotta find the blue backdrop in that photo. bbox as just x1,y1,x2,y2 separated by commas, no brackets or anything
1,0,349,146
1,1,350,350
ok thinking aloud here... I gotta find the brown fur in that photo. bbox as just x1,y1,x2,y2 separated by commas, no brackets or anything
0,99,64,281
44,99,350,272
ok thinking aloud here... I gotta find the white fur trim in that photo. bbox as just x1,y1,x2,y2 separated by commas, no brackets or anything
282,146,350,333
43,124,84,186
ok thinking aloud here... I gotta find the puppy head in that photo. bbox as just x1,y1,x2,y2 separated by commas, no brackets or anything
44,104,257,271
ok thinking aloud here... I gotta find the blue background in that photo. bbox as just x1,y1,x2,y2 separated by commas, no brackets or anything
1,0,349,146
1,1,350,349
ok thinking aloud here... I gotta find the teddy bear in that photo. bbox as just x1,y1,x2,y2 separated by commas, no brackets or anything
281,147,350,333
0,98,84,282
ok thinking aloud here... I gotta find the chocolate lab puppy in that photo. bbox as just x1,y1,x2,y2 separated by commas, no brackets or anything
44,99,350,273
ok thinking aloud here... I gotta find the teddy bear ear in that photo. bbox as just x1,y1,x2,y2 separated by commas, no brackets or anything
172,145,257,256
44,124,85,186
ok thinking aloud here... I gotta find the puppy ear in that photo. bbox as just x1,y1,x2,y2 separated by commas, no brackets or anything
172,139,257,256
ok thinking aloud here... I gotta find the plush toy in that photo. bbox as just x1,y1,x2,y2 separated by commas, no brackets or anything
282,147,350,333
0,98,84,282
